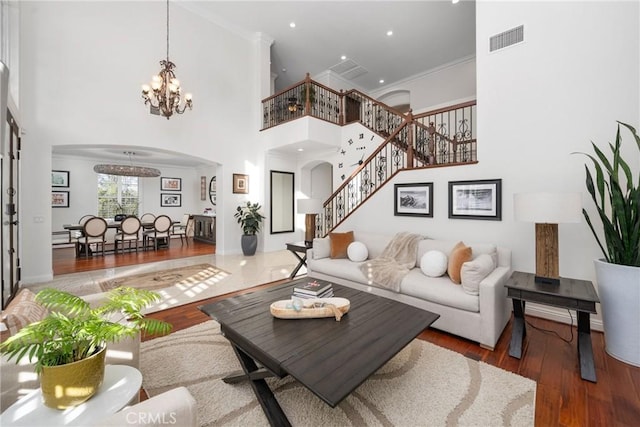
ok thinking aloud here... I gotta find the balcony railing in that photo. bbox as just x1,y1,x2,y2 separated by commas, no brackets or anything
261,74,477,236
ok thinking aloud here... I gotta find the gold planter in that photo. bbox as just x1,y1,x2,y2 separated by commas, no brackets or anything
39,346,106,409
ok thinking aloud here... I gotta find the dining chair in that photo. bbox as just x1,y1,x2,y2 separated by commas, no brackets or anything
170,214,192,246
77,217,108,258
114,216,142,254
71,215,96,256
143,215,172,251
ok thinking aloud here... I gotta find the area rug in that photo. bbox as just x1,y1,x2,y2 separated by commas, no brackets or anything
98,263,226,292
141,321,536,427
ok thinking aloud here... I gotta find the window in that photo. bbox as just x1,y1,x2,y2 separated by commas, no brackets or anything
97,174,139,218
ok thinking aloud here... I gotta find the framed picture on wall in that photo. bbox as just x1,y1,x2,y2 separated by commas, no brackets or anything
160,177,182,191
160,193,182,207
51,170,70,188
448,179,502,220
52,191,69,208
394,183,433,217
233,173,249,194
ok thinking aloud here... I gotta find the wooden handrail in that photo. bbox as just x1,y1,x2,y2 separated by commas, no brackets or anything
413,100,477,119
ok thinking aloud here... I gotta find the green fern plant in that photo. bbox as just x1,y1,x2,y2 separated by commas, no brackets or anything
0,287,171,372
577,121,640,266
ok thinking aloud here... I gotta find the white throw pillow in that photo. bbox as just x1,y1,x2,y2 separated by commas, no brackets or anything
420,250,448,277
460,254,495,295
312,237,331,259
347,241,368,262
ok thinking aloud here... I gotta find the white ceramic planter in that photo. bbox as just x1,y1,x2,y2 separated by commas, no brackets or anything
594,259,640,367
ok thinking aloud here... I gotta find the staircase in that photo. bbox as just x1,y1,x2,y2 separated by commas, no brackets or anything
261,75,477,237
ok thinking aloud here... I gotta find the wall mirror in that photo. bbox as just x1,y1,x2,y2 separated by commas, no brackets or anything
270,170,294,234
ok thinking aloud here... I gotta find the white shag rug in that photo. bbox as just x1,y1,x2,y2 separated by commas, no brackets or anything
141,321,536,427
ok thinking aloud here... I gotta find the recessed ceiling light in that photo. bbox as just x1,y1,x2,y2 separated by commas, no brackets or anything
386,30,393,36
282,68,287,72
452,0,460,4
379,79,385,84
289,22,296,28
340,55,347,60
297,148,304,152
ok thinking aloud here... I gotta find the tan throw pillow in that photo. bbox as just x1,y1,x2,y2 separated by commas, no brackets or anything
447,242,472,284
329,231,354,259
1,289,48,336
461,254,495,295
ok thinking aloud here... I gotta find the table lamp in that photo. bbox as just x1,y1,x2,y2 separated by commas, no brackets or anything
297,198,323,244
514,192,582,285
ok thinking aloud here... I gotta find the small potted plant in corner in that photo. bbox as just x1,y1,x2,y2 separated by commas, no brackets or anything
577,121,640,367
0,287,172,409
234,201,266,256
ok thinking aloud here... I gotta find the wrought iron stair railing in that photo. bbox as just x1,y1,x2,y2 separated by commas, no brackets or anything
260,74,477,236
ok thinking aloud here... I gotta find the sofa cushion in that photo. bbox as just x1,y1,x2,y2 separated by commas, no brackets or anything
329,231,354,259
461,254,495,295
420,250,448,277
312,237,330,259
347,241,368,262
448,242,472,284
309,257,368,285
1,289,48,336
401,270,479,312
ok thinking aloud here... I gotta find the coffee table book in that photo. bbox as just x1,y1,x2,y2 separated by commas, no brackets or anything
293,289,334,299
293,280,332,296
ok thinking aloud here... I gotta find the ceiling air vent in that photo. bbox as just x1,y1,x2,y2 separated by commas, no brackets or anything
489,25,524,52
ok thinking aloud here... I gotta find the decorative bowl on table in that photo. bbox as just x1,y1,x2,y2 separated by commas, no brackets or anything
270,297,350,321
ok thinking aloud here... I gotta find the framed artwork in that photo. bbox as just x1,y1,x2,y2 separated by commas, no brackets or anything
233,173,249,194
209,176,217,206
200,176,206,201
160,193,182,207
52,191,69,208
394,183,433,217
448,179,502,220
51,170,70,188
160,177,182,191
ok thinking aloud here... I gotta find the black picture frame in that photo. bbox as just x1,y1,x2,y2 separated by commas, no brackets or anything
394,183,434,217
52,191,70,208
448,179,502,220
160,177,182,192
51,170,70,188
160,193,182,207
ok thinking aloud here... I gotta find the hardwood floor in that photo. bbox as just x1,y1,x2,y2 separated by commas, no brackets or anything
52,238,215,275
54,247,640,426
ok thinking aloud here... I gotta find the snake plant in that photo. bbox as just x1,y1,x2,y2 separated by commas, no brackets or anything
0,287,171,372
578,121,640,267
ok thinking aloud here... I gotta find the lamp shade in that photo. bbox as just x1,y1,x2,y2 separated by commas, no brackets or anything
514,193,582,223
297,198,323,214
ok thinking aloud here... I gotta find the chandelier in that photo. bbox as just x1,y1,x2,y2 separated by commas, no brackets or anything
93,152,161,178
141,0,192,119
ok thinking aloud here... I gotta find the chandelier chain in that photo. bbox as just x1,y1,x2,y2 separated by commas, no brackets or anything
166,0,170,61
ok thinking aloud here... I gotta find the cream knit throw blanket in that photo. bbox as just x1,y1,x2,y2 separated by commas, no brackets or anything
359,232,424,292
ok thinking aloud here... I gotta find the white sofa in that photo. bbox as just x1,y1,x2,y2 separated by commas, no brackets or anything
307,232,512,350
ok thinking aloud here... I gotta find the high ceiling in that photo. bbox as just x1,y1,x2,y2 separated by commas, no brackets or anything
53,1,476,166
184,0,476,91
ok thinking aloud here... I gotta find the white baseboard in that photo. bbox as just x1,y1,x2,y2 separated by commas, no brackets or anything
524,303,603,332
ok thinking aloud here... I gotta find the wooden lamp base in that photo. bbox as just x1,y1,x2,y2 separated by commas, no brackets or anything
304,214,316,244
535,223,560,285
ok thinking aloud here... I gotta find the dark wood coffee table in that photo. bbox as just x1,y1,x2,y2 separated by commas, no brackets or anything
199,279,439,426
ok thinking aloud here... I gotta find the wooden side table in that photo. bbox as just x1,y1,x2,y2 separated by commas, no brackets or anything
505,271,600,382
286,241,312,279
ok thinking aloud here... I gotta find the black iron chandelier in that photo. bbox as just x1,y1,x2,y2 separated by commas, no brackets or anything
141,0,192,119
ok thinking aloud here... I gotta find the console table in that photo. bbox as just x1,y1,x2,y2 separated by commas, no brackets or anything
0,365,142,426
505,271,600,382
193,215,216,244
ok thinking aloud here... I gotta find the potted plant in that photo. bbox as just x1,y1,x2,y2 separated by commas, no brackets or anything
234,201,266,256
0,287,171,408
578,121,640,367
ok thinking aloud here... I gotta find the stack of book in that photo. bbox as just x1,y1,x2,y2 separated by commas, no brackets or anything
292,280,334,299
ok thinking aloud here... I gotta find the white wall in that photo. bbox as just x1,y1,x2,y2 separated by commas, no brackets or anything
18,1,264,281
336,1,639,328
